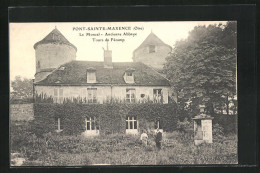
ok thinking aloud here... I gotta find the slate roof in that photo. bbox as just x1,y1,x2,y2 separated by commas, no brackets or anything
34,28,77,51
35,61,170,86
133,32,172,53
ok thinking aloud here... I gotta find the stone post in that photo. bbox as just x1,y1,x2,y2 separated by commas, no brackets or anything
192,105,214,145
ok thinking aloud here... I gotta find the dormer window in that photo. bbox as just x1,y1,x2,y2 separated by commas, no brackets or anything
126,72,132,77
87,67,96,83
149,45,156,53
124,68,135,84
59,66,65,70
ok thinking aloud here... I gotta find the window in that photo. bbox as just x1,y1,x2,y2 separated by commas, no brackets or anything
155,119,162,129
55,117,63,132
85,116,99,131
52,33,55,40
87,88,97,103
124,72,134,83
126,89,135,103
149,45,156,53
126,116,137,130
126,72,132,76
153,89,162,103
87,71,96,83
54,88,64,104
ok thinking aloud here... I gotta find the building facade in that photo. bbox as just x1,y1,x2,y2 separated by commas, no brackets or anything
33,28,173,135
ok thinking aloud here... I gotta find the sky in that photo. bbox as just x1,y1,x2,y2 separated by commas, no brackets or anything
9,21,226,81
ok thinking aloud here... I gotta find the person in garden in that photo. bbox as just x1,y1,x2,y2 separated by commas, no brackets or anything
140,130,148,146
155,128,162,150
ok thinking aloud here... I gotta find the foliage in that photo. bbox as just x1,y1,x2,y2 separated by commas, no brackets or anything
10,76,33,100
10,97,34,104
212,114,237,134
164,22,237,115
32,103,179,136
176,118,193,133
10,122,238,165
31,102,236,136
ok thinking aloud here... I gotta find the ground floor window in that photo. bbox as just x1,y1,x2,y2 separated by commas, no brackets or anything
85,116,99,130
155,119,162,129
126,116,138,134
83,116,100,136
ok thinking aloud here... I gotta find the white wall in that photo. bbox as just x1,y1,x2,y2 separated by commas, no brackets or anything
35,85,171,104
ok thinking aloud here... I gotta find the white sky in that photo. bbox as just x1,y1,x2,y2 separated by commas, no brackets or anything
9,21,226,81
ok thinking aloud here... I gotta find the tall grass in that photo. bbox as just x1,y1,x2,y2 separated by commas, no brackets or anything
11,124,237,166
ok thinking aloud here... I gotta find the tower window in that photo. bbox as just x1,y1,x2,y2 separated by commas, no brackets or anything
52,33,55,40
149,45,156,53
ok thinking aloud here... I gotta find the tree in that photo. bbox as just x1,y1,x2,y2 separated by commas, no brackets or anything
164,22,237,115
10,76,33,100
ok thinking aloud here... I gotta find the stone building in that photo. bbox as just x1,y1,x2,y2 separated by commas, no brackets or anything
132,31,172,70
33,28,174,135
34,27,77,82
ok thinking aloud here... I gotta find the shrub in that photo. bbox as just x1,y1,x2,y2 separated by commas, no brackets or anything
213,123,224,140
212,114,237,134
176,118,193,133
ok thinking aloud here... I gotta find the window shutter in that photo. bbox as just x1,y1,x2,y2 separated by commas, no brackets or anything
54,88,58,96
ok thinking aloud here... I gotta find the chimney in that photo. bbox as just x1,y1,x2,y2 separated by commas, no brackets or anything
104,42,113,68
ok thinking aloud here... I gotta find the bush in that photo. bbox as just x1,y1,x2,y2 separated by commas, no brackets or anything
10,122,47,160
212,114,237,134
176,118,193,133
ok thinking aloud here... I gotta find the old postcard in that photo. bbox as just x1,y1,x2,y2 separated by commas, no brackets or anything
9,21,237,166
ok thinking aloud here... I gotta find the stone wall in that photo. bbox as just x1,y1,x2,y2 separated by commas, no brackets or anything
35,43,76,73
133,45,171,69
10,104,34,121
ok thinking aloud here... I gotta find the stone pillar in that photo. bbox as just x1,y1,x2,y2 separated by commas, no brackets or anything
192,105,214,145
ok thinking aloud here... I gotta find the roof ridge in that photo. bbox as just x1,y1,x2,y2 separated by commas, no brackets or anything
34,28,77,51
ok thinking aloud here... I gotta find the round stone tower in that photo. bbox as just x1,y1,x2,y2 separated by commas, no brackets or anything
133,32,172,70
34,27,77,82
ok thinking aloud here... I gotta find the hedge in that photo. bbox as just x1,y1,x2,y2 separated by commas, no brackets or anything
212,114,237,134
32,103,178,136
31,103,237,136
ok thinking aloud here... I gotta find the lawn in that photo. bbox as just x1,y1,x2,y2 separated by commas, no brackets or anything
10,124,237,166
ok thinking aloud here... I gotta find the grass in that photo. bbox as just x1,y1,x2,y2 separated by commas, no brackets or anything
11,127,238,166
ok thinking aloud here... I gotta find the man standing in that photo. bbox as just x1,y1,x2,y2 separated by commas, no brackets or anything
155,128,162,150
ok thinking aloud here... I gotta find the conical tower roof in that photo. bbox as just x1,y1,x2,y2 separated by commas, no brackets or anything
133,32,171,53
34,27,77,51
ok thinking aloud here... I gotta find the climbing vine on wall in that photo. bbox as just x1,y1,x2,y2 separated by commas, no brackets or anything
32,103,179,136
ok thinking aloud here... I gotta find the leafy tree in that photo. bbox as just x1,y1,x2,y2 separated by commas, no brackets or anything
164,22,237,115
10,76,33,100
